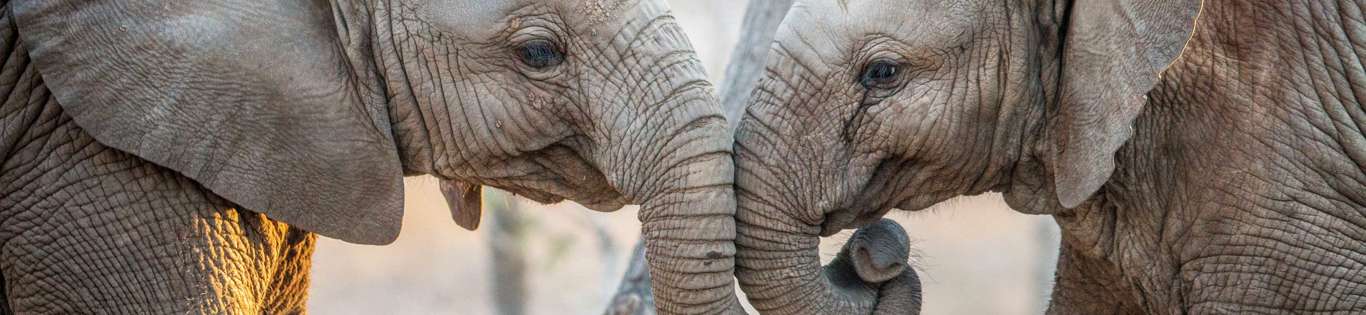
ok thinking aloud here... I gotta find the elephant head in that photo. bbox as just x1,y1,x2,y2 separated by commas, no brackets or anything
13,0,739,312
732,0,1200,313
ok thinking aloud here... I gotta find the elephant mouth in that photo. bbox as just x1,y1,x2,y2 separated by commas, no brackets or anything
820,206,897,237
491,182,627,211
466,144,630,211
816,159,910,236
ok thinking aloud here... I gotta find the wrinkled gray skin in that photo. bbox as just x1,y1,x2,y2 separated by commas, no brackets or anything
826,219,921,315
0,0,742,313
736,0,1366,313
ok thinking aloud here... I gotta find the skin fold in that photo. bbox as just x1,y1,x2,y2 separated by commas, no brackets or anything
0,0,741,313
734,0,1366,313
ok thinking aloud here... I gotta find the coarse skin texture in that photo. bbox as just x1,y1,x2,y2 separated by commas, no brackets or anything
733,0,1366,313
0,21,315,313
829,219,921,315
0,0,742,313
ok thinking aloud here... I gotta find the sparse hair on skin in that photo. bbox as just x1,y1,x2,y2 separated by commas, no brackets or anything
579,0,632,25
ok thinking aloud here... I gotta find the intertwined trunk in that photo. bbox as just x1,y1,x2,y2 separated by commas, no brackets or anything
611,0,797,310
734,189,920,314
638,147,745,314
734,188,872,314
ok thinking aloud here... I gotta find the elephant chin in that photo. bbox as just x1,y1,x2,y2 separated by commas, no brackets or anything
737,207,922,314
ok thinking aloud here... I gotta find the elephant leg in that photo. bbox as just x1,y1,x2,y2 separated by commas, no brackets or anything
1047,244,1144,315
0,95,315,314
260,231,316,313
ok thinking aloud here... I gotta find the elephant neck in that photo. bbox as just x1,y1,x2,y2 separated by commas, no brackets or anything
1047,1,1366,312
1043,242,1153,314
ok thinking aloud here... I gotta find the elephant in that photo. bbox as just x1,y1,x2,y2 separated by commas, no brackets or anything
0,0,745,313
733,0,1366,313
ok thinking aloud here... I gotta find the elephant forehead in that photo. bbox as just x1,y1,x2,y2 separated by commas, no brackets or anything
569,0,636,24
417,0,517,39
791,0,981,18
413,0,663,40
562,0,672,34
781,0,985,52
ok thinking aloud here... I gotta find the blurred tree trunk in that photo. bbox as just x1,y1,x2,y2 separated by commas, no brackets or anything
603,1,794,314
487,190,529,315
719,0,795,127
604,240,655,315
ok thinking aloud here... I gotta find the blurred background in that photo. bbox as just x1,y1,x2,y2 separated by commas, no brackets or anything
308,1,1062,314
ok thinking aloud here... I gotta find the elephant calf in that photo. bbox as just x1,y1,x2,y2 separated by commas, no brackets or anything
0,0,744,313
734,0,1366,313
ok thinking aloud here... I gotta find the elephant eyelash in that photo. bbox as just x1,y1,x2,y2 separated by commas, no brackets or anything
516,39,566,69
859,59,903,89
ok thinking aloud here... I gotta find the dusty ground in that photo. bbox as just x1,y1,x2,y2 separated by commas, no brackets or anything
308,2,1061,314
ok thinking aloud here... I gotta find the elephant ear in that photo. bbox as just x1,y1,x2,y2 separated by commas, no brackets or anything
13,0,406,244
1048,0,1201,208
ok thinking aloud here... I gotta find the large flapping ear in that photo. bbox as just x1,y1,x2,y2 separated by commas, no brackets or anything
13,0,406,244
1048,0,1202,208
439,180,483,231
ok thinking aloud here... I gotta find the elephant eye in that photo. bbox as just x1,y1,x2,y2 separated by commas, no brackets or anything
859,60,902,89
517,39,565,69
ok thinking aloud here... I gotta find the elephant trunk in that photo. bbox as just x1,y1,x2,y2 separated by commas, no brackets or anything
637,140,745,314
735,185,921,314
